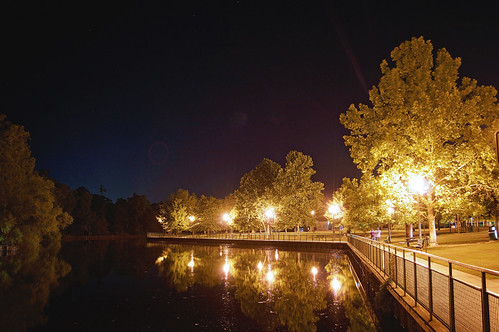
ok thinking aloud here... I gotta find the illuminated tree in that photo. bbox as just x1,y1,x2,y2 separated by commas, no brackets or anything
275,151,324,231
193,195,224,233
0,115,72,251
340,37,499,245
233,158,282,231
335,174,417,234
158,189,197,233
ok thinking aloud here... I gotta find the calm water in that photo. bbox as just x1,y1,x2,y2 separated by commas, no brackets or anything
2,240,379,331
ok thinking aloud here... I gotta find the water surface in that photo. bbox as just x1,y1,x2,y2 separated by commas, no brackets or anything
6,240,376,331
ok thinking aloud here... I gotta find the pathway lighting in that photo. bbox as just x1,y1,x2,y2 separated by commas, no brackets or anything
327,203,342,240
328,203,341,217
222,213,233,225
264,207,275,237
386,200,395,243
265,208,275,220
408,174,429,241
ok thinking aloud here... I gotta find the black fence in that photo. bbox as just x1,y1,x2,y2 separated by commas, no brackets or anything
347,234,499,332
147,232,346,242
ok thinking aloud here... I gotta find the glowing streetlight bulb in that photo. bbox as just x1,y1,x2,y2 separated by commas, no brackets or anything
188,216,196,222
265,208,275,219
222,213,233,225
408,174,429,195
328,204,341,216
311,210,315,216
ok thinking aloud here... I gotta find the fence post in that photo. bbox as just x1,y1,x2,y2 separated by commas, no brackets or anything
382,243,386,276
403,250,406,296
481,271,490,332
449,263,455,332
414,252,418,305
394,247,398,288
428,256,433,321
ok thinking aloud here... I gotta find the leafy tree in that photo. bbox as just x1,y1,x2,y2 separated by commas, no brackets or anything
0,115,72,251
233,159,282,232
340,37,499,245
126,194,159,235
65,187,108,236
158,189,197,233
220,193,237,231
194,195,223,233
275,151,324,231
111,198,129,234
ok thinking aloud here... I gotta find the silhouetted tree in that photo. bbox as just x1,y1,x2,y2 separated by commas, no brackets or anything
0,115,72,250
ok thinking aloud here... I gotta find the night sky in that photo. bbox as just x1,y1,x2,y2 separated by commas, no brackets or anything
3,1,499,203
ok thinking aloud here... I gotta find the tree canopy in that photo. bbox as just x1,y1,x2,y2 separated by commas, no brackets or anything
233,158,282,232
0,115,72,251
339,37,499,244
275,151,324,231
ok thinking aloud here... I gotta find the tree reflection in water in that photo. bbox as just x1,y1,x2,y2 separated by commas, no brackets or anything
155,244,376,332
0,239,71,331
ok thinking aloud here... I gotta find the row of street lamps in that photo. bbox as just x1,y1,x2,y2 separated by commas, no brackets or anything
180,174,429,240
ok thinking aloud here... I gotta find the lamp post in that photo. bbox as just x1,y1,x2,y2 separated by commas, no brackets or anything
264,208,275,237
387,205,395,243
222,213,233,233
408,175,429,241
328,203,342,240
188,215,196,235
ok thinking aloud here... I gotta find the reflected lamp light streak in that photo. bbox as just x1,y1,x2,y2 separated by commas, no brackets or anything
331,276,342,293
257,261,263,271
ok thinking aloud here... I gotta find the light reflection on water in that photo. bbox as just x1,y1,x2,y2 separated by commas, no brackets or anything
3,241,379,331
153,243,376,332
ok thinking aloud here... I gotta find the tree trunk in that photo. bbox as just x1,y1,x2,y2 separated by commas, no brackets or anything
427,205,437,246
494,196,498,227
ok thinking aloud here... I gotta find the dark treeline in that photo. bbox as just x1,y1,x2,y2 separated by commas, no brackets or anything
48,179,162,236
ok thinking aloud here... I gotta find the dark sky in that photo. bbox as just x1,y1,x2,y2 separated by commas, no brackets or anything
3,1,499,203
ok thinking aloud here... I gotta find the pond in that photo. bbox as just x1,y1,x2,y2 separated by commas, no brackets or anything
2,240,385,331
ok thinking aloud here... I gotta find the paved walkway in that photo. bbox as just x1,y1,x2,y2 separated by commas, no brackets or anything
377,241,499,295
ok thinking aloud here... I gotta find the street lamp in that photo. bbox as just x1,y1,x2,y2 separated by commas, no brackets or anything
264,207,275,237
222,213,233,233
328,203,342,240
408,174,429,241
188,215,196,222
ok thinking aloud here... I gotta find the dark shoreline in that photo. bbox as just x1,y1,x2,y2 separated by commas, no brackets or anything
62,235,141,241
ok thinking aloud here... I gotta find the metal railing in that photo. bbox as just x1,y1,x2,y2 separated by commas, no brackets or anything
147,232,345,242
347,234,499,332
